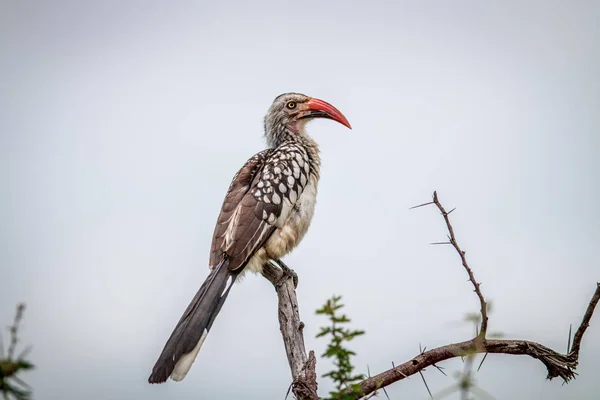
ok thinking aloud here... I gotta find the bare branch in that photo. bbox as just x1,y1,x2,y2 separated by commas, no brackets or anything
262,261,319,400
352,283,600,398
570,282,600,359
262,191,599,400
431,191,489,338
351,191,600,399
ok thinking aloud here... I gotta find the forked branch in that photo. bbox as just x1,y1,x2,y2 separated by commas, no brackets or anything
352,192,599,398
431,191,488,338
355,283,599,397
262,191,598,400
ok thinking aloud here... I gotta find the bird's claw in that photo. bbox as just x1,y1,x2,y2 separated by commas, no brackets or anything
274,259,298,288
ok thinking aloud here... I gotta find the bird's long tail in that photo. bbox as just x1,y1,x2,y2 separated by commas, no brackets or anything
148,259,237,384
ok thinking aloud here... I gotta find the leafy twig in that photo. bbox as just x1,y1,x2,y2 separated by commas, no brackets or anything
316,296,365,400
1,304,34,400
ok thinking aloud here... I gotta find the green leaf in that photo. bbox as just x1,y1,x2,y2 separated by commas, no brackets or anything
315,295,366,400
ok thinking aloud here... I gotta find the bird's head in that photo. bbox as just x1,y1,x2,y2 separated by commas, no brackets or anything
264,93,351,147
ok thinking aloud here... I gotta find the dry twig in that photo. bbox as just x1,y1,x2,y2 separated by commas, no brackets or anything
431,191,488,338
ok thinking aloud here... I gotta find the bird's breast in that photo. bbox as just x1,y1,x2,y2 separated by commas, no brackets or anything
244,176,318,275
288,176,318,240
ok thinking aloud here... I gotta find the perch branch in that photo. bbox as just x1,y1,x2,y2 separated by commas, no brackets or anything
262,261,319,400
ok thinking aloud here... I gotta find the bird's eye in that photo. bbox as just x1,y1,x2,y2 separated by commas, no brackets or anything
286,101,296,109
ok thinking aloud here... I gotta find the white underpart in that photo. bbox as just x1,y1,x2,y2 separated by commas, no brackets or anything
283,178,318,244
275,197,294,228
171,329,208,382
244,178,318,275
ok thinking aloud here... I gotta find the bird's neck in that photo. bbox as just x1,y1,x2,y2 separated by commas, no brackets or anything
267,126,321,179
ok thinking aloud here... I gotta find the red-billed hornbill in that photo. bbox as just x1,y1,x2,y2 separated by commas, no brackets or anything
148,93,351,384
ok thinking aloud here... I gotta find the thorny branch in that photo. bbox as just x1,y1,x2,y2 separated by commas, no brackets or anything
431,191,488,339
354,291,599,398
351,192,599,399
262,190,598,400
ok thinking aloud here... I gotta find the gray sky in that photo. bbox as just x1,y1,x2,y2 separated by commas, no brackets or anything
1,1,599,399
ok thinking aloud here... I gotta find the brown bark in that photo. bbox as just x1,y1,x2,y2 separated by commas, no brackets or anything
262,262,319,400
355,283,599,398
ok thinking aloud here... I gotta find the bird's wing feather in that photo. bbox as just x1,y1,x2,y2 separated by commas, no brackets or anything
210,144,312,271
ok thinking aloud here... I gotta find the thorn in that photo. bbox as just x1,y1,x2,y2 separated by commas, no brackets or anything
419,370,433,399
410,201,434,210
433,363,447,376
447,207,456,215
382,386,391,400
430,241,452,245
284,382,292,400
477,353,489,372
367,364,371,378
392,361,408,378
567,324,572,353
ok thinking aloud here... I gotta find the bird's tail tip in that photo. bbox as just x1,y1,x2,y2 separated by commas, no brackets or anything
148,328,209,384
148,369,170,384
147,261,233,385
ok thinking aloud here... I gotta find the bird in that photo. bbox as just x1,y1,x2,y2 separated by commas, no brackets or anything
148,92,351,384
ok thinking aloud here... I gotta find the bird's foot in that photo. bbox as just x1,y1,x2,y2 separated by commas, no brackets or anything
274,259,298,288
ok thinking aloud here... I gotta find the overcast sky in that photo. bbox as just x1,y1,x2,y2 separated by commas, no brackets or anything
1,1,599,399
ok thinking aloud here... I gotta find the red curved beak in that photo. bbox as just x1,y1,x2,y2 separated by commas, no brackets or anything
305,97,352,129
